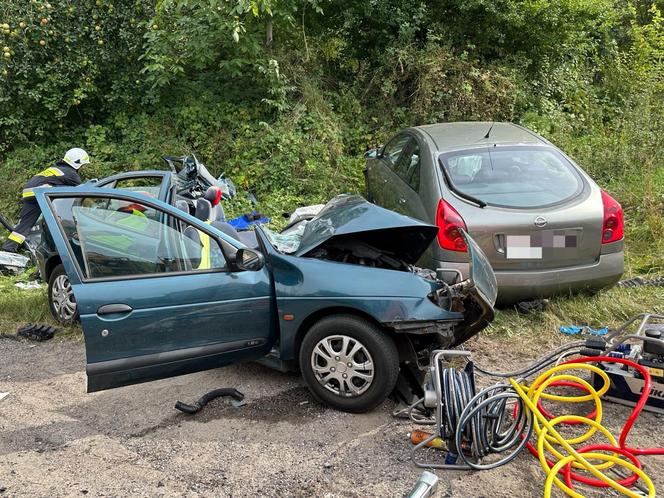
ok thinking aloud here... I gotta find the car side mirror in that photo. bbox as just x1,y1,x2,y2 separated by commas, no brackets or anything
364,147,383,159
235,248,265,271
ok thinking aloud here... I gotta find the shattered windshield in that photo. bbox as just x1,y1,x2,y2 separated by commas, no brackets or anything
263,224,306,254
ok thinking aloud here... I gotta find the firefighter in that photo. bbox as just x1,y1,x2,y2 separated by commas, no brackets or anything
2,148,89,253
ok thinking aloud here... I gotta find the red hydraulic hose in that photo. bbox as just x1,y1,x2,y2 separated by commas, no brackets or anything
521,356,664,492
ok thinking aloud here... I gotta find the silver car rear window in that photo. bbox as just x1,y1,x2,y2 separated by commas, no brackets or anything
439,146,583,208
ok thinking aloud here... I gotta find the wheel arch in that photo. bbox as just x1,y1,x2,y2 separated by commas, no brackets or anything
44,255,62,282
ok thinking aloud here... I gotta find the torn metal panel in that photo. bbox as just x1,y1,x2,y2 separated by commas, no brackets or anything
0,251,30,275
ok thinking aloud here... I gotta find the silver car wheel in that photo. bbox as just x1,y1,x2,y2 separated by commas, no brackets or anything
52,274,77,321
311,334,375,397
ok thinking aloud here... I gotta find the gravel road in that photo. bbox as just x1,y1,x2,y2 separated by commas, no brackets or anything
1,335,662,497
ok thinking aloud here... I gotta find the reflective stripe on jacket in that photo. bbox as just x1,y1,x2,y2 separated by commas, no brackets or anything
8,232,25,243
116,209,148,231
22,185,52,198
22,161,81,198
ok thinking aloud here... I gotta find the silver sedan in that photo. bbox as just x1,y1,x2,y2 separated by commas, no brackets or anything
365,122,624,304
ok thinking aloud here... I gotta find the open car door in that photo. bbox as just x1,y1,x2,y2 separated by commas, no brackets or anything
34,187,276,392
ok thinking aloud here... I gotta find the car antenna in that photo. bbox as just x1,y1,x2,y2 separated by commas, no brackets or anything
483,122,494,139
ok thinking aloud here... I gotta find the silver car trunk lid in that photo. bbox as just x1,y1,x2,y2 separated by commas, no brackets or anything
458,194,603,271
439,145,604,271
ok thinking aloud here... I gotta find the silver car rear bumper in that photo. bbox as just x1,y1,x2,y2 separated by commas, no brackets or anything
435,251,624,304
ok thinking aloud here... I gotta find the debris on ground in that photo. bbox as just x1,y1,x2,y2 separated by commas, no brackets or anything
409,430,445,449
0,251,30,275
618,276,664,288
174,388,245,414
559,325,608,336
514,298,549,314
14,281,43,291
406,471,439,498
230,398,247,408
0,392,9,403
17,324,58,342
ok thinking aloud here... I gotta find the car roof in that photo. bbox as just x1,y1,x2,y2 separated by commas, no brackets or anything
413,122,547,152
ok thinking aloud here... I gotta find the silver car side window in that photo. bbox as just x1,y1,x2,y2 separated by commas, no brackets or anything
394,141,421,191
381,135,411,168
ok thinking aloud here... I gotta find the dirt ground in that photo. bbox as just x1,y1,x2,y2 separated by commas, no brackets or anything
1,334,663,498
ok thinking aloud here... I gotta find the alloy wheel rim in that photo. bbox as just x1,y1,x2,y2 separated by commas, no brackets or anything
311,334,375,397
52,274,76,320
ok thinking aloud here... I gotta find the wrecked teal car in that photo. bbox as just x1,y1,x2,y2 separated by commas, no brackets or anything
34,190,496,412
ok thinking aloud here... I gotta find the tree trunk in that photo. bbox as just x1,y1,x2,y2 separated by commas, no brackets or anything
265,15,273,53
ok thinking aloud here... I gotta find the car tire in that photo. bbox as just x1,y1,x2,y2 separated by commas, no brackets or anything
48,264,79,325
299,315,399,413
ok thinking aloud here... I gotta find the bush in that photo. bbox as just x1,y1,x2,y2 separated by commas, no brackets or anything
0,0,153,151
0,0,662,277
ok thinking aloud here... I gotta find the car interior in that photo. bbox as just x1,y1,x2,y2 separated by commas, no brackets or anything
52,196,232,280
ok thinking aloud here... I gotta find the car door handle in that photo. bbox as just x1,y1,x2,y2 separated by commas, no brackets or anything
97,304,133,315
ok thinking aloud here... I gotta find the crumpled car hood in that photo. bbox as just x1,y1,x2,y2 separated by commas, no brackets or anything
294,195,438,265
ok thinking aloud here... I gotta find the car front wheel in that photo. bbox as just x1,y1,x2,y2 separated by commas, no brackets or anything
299,315,399,413
48,264,79,325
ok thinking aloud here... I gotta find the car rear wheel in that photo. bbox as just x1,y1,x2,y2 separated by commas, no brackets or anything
48,264,79,325
299,315,399,413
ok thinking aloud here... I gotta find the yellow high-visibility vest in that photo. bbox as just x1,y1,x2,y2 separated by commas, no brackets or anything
197,220,212,270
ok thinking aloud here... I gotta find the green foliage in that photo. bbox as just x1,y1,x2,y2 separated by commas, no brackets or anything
141,0,321,97
0,0,662,279
0,0,153,151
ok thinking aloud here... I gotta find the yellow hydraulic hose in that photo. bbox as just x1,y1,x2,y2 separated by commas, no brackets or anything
509,362,656,498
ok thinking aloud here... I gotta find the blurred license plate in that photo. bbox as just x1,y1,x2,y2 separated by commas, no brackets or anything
506,229,580,259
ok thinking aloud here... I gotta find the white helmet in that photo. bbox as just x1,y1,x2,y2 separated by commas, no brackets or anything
63,148,90,169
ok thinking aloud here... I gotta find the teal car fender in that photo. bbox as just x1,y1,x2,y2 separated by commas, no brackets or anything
251,195,496,363
265,248,464,362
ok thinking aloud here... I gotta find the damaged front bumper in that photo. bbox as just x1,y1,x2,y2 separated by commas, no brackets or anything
385,283,494,352
387,229,497,349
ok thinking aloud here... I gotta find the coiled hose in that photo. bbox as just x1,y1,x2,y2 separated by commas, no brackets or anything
430,356,664,496
510,356,664,497
437,365,533,469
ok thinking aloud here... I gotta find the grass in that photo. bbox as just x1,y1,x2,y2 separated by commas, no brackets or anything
0,272,82,339
487,285,664,344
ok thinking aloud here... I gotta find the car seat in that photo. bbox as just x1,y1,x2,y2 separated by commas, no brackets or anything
473,156,495,183
204,186,226,222
189,198,243,243
175,199,190,214
194,198,212,222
